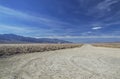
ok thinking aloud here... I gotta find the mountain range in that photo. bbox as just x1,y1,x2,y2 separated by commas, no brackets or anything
0,34,71,44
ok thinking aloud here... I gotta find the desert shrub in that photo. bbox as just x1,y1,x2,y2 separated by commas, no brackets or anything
0,44,82,57
92,43,120,48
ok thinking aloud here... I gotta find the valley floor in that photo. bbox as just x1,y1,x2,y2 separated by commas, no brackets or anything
0,45,120,79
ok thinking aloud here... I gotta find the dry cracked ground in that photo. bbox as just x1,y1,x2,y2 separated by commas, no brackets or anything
0,44,120,79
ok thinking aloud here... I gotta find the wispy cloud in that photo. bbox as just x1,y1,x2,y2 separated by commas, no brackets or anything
92,26,102,30
0,5,80,36
0,5,73,28
81,31,92,35
96,0,118,11
0,24,27,32
0,24,53,36
36,35,120,39
87,0,119,18
103,10,120,22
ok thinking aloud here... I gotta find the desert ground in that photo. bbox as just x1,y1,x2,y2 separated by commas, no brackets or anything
0,44,120,79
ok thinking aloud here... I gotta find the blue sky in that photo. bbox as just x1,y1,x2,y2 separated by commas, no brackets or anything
0,0,120,42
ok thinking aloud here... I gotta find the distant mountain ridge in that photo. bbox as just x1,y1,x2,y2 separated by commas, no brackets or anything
0,34,71,43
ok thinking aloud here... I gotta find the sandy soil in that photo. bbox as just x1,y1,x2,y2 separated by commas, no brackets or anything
0,44,120,79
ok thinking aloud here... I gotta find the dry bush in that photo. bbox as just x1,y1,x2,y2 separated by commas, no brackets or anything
92,43,120,48
0,44,82,57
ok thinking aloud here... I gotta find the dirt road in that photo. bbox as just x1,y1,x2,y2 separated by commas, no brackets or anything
0,44,120,79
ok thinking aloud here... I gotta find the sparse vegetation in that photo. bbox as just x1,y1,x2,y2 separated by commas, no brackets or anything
92,43,120,48
0,44,82,57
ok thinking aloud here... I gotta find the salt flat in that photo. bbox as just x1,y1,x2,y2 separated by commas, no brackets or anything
0,44,120,79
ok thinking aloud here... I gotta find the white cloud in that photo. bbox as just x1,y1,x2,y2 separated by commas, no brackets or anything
92,26,102,30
